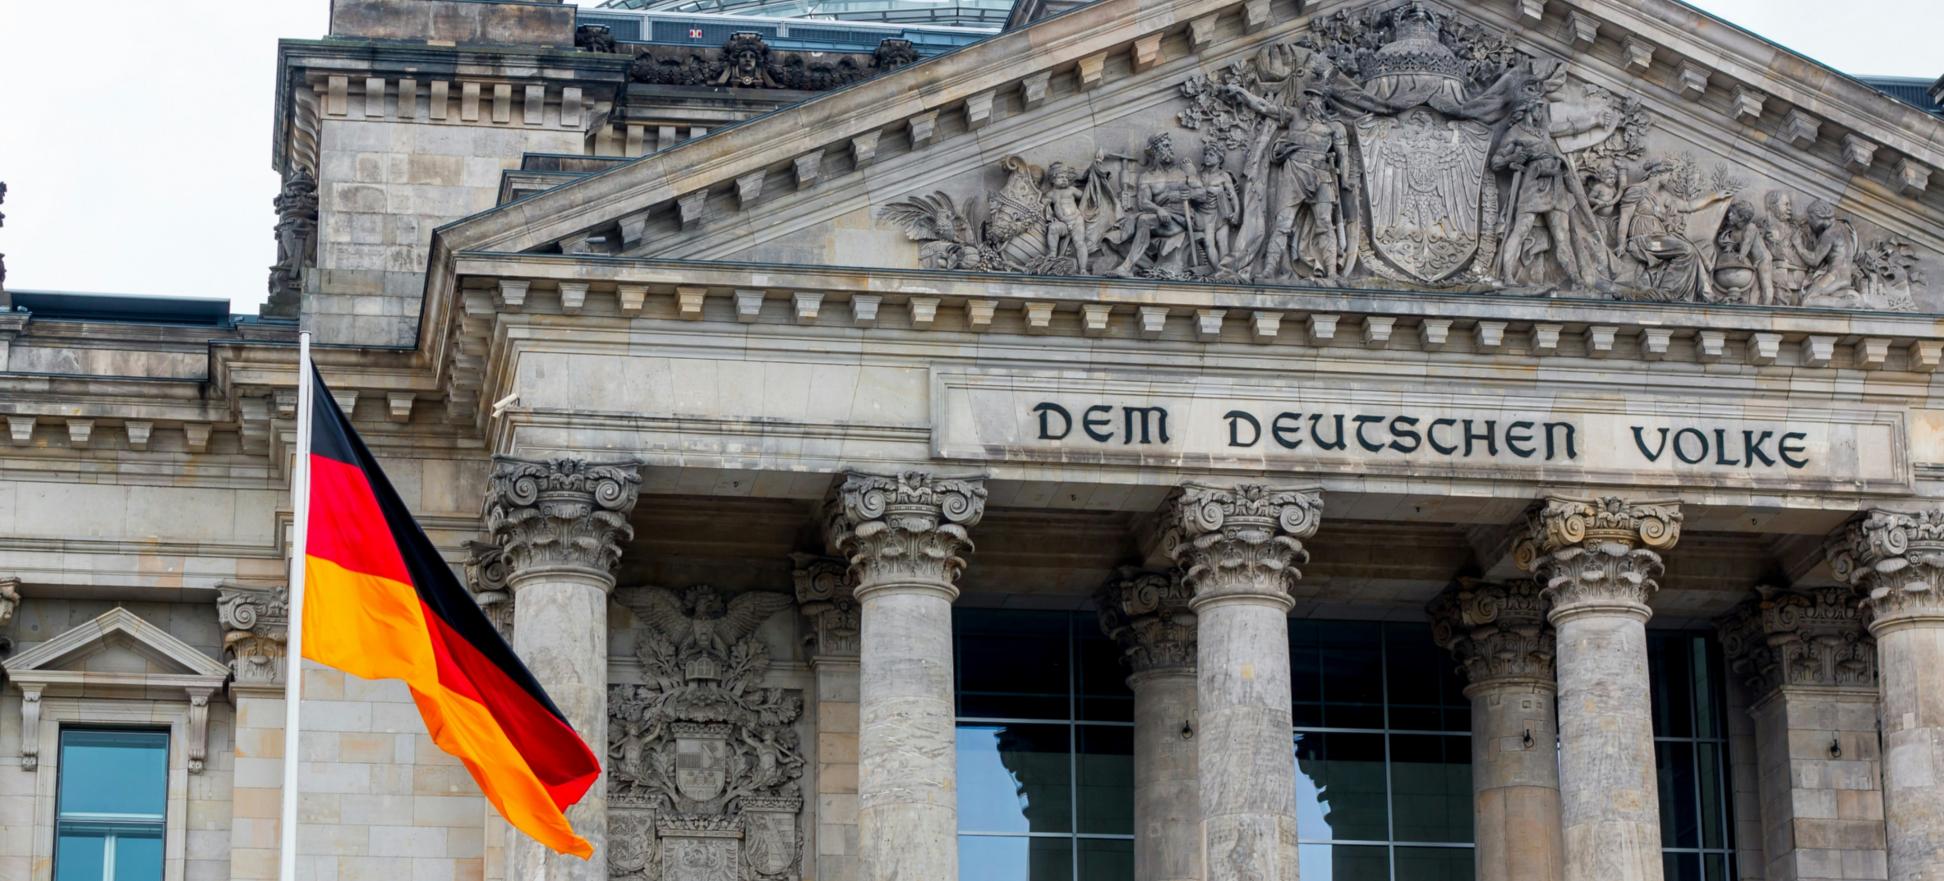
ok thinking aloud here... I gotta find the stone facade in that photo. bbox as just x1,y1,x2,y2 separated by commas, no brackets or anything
3,0,1944,879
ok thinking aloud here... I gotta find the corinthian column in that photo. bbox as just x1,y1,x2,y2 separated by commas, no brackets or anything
824,471,986,881
1428,579,1563,881
1097,567,1201,881
1828,510,1944,881
1514,496,1681,881
1156,483,1322,881
486,456,642,881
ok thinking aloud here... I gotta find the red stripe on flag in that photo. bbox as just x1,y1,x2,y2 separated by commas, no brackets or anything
306,453,413,586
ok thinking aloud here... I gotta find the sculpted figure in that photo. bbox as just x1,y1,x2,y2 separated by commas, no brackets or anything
1616,159,1734,301
715,32,778,88
1105,133,1206,278
1494,102,1593,286
1194,141,1240,272
1798,199,1862,306
1757,190,1811,303
1711,200,1761,303
1226,85,1350,282
1042,162,1093,275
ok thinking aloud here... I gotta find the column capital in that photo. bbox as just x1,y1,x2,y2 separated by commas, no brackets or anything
1514,496,1681,621
485,456,642,585
1716,586,1874,699
1427,578,1555,688
1827,508,1944,631
216,583,289,686
463,539,516,641
823,471,986,602
792,552,859,661
1156,483,1322,610
1096,566,1196,676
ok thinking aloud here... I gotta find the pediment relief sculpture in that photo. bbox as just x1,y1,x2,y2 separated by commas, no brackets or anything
879,0,1932,313
628,31,917,92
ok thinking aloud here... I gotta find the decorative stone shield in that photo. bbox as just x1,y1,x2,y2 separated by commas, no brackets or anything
1356,107,1493,283
674,722,731,802
741,797,803,879
658,817,740,881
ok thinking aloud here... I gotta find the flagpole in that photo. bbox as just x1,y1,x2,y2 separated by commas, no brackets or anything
278,332,314,881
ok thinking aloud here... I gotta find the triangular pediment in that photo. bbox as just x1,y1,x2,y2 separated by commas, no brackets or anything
435,0,1943,312
3,606,231,684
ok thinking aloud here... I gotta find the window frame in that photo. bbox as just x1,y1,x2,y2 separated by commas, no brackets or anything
51,727,172,881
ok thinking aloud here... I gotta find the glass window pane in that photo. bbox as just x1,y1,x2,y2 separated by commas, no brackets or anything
1698,744,1726,850
1074,726,1134,835
958,835,1073,881
1656,740,1700,848
1294,731,1388,842
1386,624,1469,732
1703,853,1731,881
1075,621,1134,723
1298,843,1389,881
957,610,1070,720
1664,851,1702,881
112,830,164,881
1390,734,1473,844
1648,633,1695,738
1291,620,1324,727
58,730,168,818
1318,623,1385,730
54,830,106,881
1395,845,1477,880
1691,639,1723,739
1076,837,1134,881
958,724,1073,834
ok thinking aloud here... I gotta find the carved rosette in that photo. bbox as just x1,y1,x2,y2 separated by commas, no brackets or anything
1826,509,1944,630
1427,578,1555,687
1513,496,1681,620
216,584,290,685
1156,484,1323,608
485,457,643,584
1095,567,1197,675
464,540,515,641
823,471,987,601
1717,586,1875,699
790,553,858,660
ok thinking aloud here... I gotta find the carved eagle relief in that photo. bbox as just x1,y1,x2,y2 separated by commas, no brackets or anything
620,585,796,663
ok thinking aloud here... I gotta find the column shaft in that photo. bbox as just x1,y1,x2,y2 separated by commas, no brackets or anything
1099,568,1201,881
1156,483,1322,881
826,472,986,881
487,457,641,881
1515,496,1681,881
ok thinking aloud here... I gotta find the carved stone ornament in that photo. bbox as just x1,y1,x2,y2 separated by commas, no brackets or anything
1716,586,1874,698
789,553,857,660
823,471,987,600
1156,484,1323,607
877,0,1931,312
628,33,916,92
608,585,804,881
264,167,317,318
1427,577,1554,685
1826,509,1944,628
464,540,515,642
485,456,643,582
1513,496,1681,616
215,584,290,685
0,575,18,628
1096,567,1197,674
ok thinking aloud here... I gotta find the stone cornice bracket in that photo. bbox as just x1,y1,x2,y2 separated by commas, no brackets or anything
1427,578,1555,688
1156,484,1323,612
1513,496,1681,623
464,539,515,641
1716,586,1874,699
791,552,859,661
822,471,986,603
1095,566,1196,676
485,456,643,585
215,584,291,687
1826,509,1944,633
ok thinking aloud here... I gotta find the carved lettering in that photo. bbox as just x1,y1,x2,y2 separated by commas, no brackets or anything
1225,410,1261,447
1033,402,1072,440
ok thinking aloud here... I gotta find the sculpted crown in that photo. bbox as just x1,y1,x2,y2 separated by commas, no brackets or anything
1825,509,1944,625
1716,586,1874,695
1096,567,1197,674
1427,579,1554,685
824,471,987,595
486,456,643,578
1158,484,1323,606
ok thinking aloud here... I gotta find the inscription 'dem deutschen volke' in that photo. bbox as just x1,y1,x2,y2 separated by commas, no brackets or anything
1029,402,1812,469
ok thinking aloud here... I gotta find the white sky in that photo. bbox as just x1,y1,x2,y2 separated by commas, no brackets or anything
0,0,1933,314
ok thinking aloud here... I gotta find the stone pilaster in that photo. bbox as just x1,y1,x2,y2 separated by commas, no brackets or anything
1427,578,1563,881
1155,483,1322,881
486,456,642,881
216,583,291,881
793,552,864,881
1717,586,1885,881
1828,510,1944,881
824,471,985,881
1097,567,1201,881
1514,496,1681,881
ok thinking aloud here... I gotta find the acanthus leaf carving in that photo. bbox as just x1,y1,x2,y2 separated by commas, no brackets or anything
1156,484,1323,607
1826,509,1944,629
790,553,857,661
485,456,642,580
1513,496,1680,615
464,540,514,642
216,583,290,685
823,471,986,598
1716,586,1875,697
1096,567,1197,674
1427,577,1554,685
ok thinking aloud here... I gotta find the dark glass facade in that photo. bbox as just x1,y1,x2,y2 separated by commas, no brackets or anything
1650,633,1739,881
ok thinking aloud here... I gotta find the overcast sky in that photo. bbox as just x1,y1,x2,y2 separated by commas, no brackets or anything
0,0,1933,314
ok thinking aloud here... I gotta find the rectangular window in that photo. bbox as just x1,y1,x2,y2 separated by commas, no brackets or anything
1649,633,1737,881
54,729,169,881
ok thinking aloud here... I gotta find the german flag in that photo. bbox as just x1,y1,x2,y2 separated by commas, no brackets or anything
299,365,600,857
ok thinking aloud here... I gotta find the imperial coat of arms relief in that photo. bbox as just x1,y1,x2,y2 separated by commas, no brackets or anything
607,585,804,881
